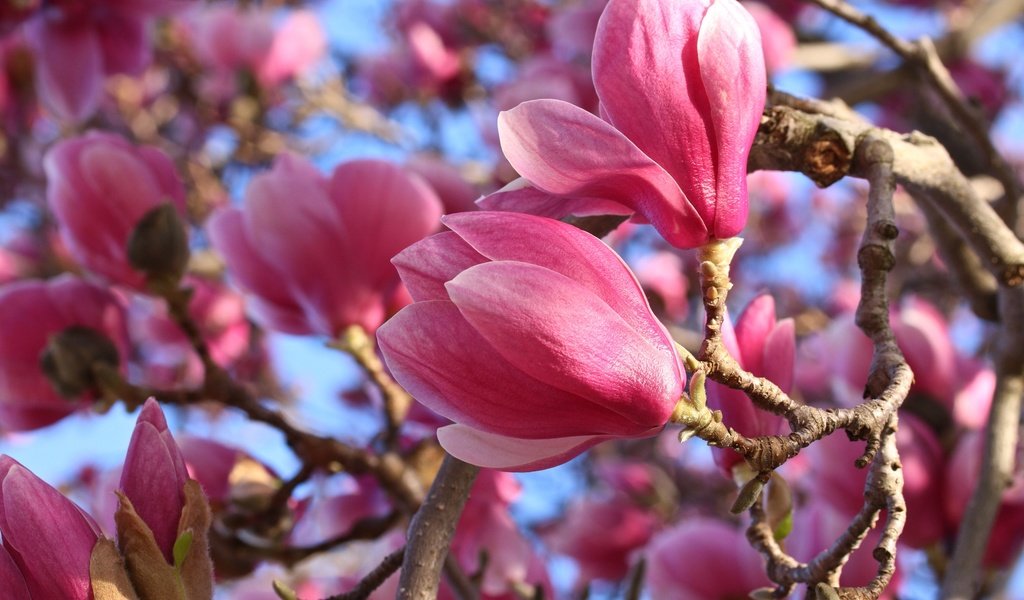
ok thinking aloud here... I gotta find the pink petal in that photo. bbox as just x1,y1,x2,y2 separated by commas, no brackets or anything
392,231,488,303
497,100,708,247
761,318,795,393
0,461,99,599
437,425,605,472
378,301,635,438
442,212,677,363
734,294,777,375
120,416,186,561
697,0,766,237
206,207,312,334
96,12,150,75
26,21,103,122
593,0,714,222
328,159,442,292
446,261,679,428
477,184,632,220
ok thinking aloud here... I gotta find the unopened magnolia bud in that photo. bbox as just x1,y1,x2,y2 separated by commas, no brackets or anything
749,588,778,600
40,325,120,397
127,203,190,286
731,475,766,514
814,583,841,600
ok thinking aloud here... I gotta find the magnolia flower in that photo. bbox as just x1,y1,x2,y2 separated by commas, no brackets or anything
488,0,766,248
44,132,188,289
208,155,442,337
378,211,685,471
0,275,129,432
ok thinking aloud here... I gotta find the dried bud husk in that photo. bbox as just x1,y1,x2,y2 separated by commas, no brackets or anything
90,538,140,600
40,325,120,397
115,481,213,600
127,203,190,287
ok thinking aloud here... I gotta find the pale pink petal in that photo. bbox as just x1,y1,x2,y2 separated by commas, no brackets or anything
497,100,708,247
206,207,312,334
26,21,103,122
0,545,29,600
258,9,327,85
378,301,635,438
696,0,765,237
446,262,679,428
391,231,487,302
442,212,676,360
437,425,605,472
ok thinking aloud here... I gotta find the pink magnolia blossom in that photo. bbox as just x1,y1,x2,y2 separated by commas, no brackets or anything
707,294,793,474
23,0,175,122
493,0,766,248
945,430,1024,567
803,414,945,549
44,132,188,289
0,275,129,432
208,155,442,337
788,500,901,597
0,455,101,599
120,399,191,562
540,496,659,582
378,211,685,471
645,517,768,599
184,5,275,72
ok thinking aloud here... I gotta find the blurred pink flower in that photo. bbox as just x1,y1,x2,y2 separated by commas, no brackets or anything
0,455,101,599
257,10,327,86
406,154,480,214
541,496,658,582
0,275,128,432
378,212,684,471
632,251,688,322
945,430,1024,567
208,155,442,337
707,294,793,474
44,132,188,290
494,0,766,248
744,2,795,74
646,517,768,599
23,0,175,121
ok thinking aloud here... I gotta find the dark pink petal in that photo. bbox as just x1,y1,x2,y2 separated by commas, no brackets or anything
593,0,714,222
378,301,635,438
96,12,150,75
26,21,103,122
437,425,606,472
733,294,777,373
446,261,679,428
328,159,442,292
697,0,765,237
477,184,632,221
762,318,795,393
392,231,487,302
497,100,709,247
0,460,99,599
442,212,678,363
0,544,29,600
